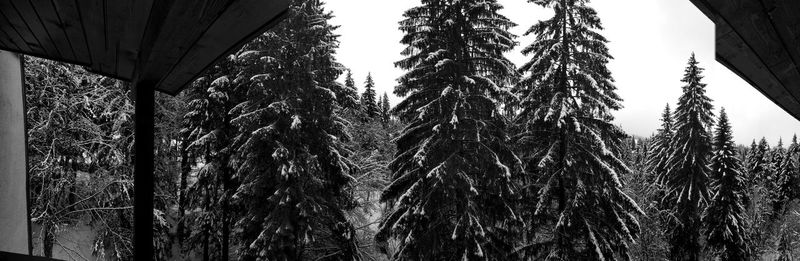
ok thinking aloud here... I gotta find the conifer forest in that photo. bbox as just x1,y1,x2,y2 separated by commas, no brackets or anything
19,0,800,260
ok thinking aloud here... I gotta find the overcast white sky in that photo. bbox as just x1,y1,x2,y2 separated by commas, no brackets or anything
326,0,800,145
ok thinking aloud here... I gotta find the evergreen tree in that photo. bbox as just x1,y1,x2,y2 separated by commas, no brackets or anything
514,0,642,259
376,0,519,259
229,1,359,259
380,92,391,124
339,69,360,110
25,58,137,259
774,138,786,166
182,58,240,260
703,108,750,261
662,53,714,261
361,73,380,119
744,140,761,185
773,138,800,216
757,137,771,179
648,104,674,179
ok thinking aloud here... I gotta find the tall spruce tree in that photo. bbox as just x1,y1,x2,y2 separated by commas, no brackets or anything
773,137,800,216
380,92,391,124
774,138,786,167
228,1,359,260
703,108,750,261
514,0,642,259
662,53,714,261
648,104,674,179
361,73,380,119
182,57,241,260
757,137,771,179
376,0,519,259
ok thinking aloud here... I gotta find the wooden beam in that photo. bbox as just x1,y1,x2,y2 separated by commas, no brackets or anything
133,80,155,260
689,0,800,121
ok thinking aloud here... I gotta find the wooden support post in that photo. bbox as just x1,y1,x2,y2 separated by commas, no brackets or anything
133,80,155,260
0,51,31,255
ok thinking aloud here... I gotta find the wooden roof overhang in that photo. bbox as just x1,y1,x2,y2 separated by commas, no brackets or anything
689,0,800,120
0,0,289,94
0,1,289,259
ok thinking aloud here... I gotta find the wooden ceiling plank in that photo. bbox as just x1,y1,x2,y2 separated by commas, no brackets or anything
759,0,800,83
0,2,48,55
712,0,800,105
14,0,70,61
8,0,64,59
157,0,288,93
117,0,153,80
715,15,800,119
27,0,77,62
138,0,221,83
49,0,92,66
0,26,23,51
75,0,107,74
103,0,130,79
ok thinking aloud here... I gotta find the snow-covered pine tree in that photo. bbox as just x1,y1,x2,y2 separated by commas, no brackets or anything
25,58,137,259
361,73,380,119
513,0,642,259
662,53,714,261
376,0,519,259
228,1,359,260
703,108,750,261
648,104,674,181
772,135,800,217
182,56,241,260
339,69,360,111
744,140,762,186
380,92,391,125
757,137,772,180
774,138,786,168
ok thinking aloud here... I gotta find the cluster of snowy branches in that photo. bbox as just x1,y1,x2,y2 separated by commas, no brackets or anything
376,0,644,260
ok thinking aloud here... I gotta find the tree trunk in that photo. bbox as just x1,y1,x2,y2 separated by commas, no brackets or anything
203,193,210,261
177,133,191,242
43,224,54,257
221,165,231,261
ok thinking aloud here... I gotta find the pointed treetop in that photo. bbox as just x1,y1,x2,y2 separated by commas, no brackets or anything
675,53,714,131
660,103,674,132
381,92,391,112
714,108,732,148
365,72,374,87
345,70,356,90
682,52,706,85
361,72,380,118
759,137,769,150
